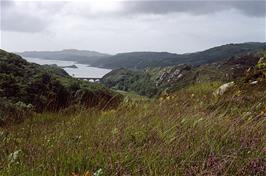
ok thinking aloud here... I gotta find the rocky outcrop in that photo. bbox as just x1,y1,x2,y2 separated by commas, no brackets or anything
153,65,191,87
213,82,235,97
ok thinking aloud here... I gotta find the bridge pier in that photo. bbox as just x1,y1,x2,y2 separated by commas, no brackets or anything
77,77,102,82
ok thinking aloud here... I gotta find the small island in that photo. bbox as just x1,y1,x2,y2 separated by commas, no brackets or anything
61,65,78,69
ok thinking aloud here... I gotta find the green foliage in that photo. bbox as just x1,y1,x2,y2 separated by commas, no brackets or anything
0,49,122,125
102,68,158,97
0,98,33,125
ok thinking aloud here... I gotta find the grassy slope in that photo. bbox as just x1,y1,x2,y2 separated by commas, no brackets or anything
1,81,265,175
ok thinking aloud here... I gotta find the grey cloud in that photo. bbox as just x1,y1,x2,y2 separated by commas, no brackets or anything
1,14,47,33
0,1,65,33
122,1,266,17
1,0,13,9
1,0,264,34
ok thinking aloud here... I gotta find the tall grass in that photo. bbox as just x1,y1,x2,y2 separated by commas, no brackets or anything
0,82,265,175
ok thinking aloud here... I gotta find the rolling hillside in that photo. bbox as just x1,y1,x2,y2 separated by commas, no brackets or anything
1,48,266,175
17,43,266,70
92,42,266,69
101,52,265,97
1,62,265,175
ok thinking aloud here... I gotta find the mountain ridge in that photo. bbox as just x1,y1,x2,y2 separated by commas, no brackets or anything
92,42,266,69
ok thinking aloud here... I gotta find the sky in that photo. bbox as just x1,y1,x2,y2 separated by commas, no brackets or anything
0,0,265,54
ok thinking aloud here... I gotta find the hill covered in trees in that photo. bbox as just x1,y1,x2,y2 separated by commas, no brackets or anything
0,49,121,125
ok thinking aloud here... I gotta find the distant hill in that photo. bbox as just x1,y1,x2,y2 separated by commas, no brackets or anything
92,52,179,69
16,49,111,65
17,43,266,69
102,51,266,97
92,42,266,69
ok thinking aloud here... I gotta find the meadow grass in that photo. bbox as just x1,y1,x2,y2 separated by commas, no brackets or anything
0,82,265,175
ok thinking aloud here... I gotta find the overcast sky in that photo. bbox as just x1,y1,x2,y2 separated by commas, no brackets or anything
0,0,265,54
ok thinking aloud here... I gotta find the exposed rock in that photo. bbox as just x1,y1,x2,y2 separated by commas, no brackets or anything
258,57,266,64
102,53,264,97
213,82,235,97
154,64,191,87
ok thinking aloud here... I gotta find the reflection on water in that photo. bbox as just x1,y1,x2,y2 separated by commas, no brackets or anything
24,57,111,78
